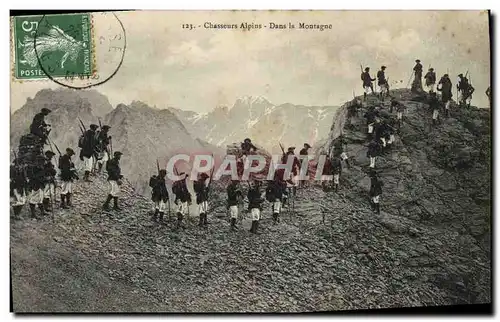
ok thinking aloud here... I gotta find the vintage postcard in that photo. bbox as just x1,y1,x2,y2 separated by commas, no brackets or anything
9,10,491,313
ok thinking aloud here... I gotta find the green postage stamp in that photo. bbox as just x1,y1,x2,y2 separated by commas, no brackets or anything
12,13,94,80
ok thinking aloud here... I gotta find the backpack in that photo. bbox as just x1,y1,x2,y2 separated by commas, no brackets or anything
58,156,64,170
360,73,364,81
149,175,158,188
78,134,85,148
265,185,274,202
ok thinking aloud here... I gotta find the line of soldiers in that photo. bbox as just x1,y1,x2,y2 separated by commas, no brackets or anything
361,66,390,102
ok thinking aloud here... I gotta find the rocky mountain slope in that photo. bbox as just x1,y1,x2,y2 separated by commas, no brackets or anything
10,89,491,312
169,96,338,154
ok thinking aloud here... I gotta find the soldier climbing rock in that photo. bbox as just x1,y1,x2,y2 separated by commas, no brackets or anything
437,73,453,117
361,67,376,101
80,124,99,182
333,135,351,168
282,146,301,198
411,59,423,93
299,143,311,187
59,148,78,209
457,73,475,106
364,106,378,139
424,67,437,93
241,138,257,155
194,172,210,227
369,171,383,215
227,180,242,230
429,92,441,126
172,172,191,230
151,169,169,223
377,66,389,101
10,159,27,219
331,154,342,192
42,150,57,212
96,125,111,173
29,107,51,143
320,150,333,191
247,180,264,234
103,151,123,211
367,140,381,169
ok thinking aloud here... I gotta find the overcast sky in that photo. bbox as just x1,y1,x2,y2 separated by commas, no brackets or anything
11,10,491,113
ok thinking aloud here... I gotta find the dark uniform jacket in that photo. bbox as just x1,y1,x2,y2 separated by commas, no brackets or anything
361,71,375,87
59,154,77,182
227,183,242,207
152,176,169,203
331,157,342,175
424,71,436,85
282,152,301,176
173,179,191,203
43,159,57,184
29,164,45,191
377,70,387,86
429,96,441,111
438,77,453,102
10,164,26,194
370,178,383,197
266,180,284,201
30,113,48,137
106,158,122,181
322,156,333,175
247,186,263,210
367,141,381,157
81,129,97,158
194,179,209,204
97,130,110,152
364,109,377,124
241,142,257,153
413,63,423,78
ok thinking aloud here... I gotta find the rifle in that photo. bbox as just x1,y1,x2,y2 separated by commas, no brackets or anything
406,70,415,89
78,118,86,132
109,137,113,155
98,118,103,129
156,158,160,174
47,137,62,155
206,153,215,196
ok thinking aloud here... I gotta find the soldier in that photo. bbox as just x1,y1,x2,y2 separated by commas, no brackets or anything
320,151,333,191
247,180,264,234
437,73,453,117
96,125,111,173
299,143,311,187
411,59,423,92
424,68,437,93
369,171,383,215
42,150,57,212
28,155,48,218
80,124,99,182
333,135,351,168
194,172,210,227
373,118,386,149
151,169,169,223
377,66,389,101
241,138,257,154
30,107,51,143
265,175,284,224
429,92,441,126
395,101,405,128
457,73,475,106
59,148,78,209
367,140,381,169
103,151,124,211
10,160,27,219
227,180,243,230
282,146,301,198
361,67,376,101
364,106,378,139
172,172,191,230
331,154,342,192
386,117,397,149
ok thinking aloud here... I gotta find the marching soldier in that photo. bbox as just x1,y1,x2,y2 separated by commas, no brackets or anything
457,73,475,106
151,169,169,223
227,180,243,230
265,175,285,224
172,172,191,230
364,106,378,139
377,66,389,101
194,172,210,227
282,146,301,198
361,67,376,101
424,67,437,93
331,154,342,192
96,125,111,173
30,107,51,143
28,155,49,218
299,143,311,187
103,151,124,211
367,140,381,169
80,124,99,182
247,180,264,234
42,150,57,212
320,151,333,191
59,148,78,209
369,171,383,215
10,160,27,219
411,59,423,92
437,73,453,117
